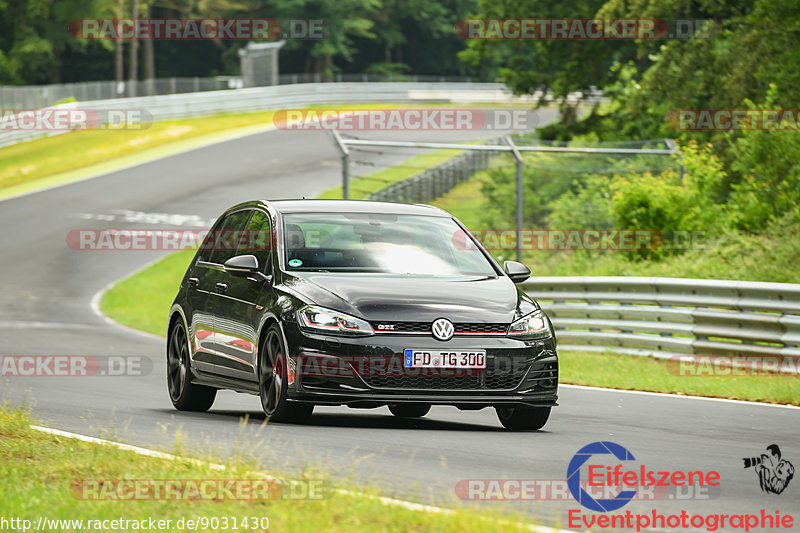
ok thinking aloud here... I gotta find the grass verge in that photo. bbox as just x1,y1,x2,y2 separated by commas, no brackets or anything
560,351,800,406
0,111,277,194
100,250,196,337
0,404,537,533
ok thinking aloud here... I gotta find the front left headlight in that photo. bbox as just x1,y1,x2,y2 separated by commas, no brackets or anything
507,310,553,339
297,305,374,336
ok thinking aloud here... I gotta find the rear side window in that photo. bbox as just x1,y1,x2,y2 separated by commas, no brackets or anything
207,210,253,265
197,215,227,263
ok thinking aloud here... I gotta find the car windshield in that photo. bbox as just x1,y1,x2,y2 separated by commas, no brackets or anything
282,212,496,276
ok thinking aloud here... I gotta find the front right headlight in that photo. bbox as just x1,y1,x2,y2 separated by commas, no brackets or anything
507,310,552,339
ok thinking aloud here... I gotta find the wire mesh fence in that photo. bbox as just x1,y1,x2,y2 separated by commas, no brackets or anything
360,135,680,222
335,133,682,264
366,138,504,204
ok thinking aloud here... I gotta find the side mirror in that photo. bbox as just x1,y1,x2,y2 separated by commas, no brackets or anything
224,255,269,281
503,260,531,283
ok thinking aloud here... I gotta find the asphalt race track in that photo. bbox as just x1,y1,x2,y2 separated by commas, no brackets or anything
2,111,798,530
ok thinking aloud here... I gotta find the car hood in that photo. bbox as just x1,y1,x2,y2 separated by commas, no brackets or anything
280,272,539,323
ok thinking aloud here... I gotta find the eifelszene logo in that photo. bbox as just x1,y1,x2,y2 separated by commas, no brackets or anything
566,441,721,513
743,444,794,495
567,441,638,512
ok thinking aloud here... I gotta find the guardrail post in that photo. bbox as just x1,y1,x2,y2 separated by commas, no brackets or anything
330,130,350,199
504,136,524,263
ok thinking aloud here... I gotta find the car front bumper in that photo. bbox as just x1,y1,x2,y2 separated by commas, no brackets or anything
282,322,558,408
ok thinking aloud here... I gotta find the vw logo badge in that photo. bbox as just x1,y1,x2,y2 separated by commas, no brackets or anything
431,318,455,341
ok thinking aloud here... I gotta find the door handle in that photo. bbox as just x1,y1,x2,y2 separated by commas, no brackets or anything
215,282,228,294
188,277,199,287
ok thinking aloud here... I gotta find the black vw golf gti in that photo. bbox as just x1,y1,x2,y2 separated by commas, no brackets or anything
167,200,558,430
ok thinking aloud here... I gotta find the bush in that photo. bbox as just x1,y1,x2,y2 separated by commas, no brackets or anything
727,85,800,231
548,174,615,230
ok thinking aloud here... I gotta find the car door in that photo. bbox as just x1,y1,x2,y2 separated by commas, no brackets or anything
212,209,275,382
186,214,228,366
201,208,254,377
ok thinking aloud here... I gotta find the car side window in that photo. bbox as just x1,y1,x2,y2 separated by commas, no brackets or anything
242,210,273,274
197,214,229,263
208,209,253,265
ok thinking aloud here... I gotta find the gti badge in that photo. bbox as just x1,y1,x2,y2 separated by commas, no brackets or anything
431,318,455,341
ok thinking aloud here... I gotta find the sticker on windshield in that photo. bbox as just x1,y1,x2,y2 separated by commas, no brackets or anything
288,258,303,267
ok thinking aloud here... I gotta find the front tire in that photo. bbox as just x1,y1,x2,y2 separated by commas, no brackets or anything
388,403,431,418
259,324,313,423
167,321,216,412
495,405,551,431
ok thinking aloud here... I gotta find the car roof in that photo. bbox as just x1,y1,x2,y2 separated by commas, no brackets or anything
260,199,450,217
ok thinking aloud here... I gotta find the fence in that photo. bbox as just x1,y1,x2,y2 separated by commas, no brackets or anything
0,81,533,149
521,276,800,372
0,77,244,109
0,75,489,110
367,139,502,203
337,136,677,261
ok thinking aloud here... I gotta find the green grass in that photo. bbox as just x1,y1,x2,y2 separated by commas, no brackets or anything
0,405,539,533
0,111,279,193
101,250,196,337
431,171,494,229
560,351,800,406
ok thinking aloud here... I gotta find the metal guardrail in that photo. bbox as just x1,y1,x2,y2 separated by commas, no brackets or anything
0,75,485,109
0,77,242,109
522,276,800,373
0,75,600,109
0,81,533,149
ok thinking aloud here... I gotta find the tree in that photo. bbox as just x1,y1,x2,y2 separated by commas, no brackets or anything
268,0,380,78
459,0,631,120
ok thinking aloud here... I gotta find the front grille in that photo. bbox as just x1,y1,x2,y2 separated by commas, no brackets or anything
455,323,508,334
361,355,529,391
374,321,429,333
371,321,508,335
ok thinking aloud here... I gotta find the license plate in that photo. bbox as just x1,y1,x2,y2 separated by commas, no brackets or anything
403,349,486,369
